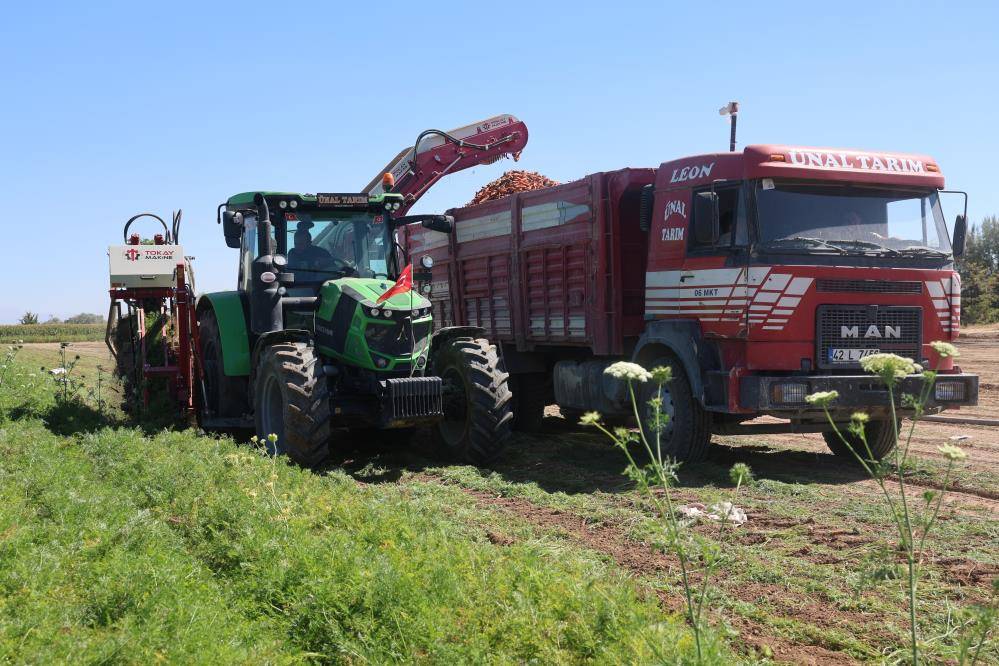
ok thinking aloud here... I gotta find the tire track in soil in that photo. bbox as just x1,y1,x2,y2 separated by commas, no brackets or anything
411,473,875,665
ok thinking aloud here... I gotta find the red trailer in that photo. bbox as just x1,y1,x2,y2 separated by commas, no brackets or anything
403,144,979,461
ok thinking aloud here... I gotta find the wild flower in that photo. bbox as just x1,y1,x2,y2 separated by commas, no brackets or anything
604,362,652,383
805,390,839,406
860,353,919,386
814,346,970,664
937,443,968,461
50,367,67,376
578,411,602,426
650,366,673,385
930,340,960,359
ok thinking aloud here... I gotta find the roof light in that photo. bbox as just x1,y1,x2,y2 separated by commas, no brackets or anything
926,163,940,173
278,200,288,209
382,172,395,190
769,154,786,162
289,199,298,209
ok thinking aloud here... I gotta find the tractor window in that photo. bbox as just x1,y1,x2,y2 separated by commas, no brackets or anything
279,212,389,282
238,214,258,291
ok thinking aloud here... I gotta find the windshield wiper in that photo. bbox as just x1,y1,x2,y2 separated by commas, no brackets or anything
825,239,900,256
896,246,949,258
760,237,847,254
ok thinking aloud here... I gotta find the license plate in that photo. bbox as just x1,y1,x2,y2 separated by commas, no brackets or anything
828,348,879,363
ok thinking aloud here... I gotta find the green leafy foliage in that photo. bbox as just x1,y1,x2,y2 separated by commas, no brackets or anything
0,324,104,343
958,215,999,324
0,355,708,664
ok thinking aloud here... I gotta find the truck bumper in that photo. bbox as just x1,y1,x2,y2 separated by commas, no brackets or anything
739,373,979,412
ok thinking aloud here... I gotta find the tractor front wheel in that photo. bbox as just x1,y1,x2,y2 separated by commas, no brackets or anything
431,337,513,464
254,342,331,468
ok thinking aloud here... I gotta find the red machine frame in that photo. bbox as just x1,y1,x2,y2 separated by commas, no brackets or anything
106,262,200,413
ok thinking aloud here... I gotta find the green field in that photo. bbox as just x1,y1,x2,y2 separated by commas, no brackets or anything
0,342,995,663
0,351,717,664
0,323,104,343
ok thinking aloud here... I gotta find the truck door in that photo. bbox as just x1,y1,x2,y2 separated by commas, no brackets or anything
681,182,750,338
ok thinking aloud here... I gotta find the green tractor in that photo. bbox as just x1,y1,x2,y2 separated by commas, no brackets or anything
195,190,512,466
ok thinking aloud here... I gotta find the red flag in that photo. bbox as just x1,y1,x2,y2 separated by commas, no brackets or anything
376,264,413,304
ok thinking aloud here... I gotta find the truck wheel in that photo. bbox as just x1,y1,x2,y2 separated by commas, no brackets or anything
823,419,899,462
197,309,248,423
431,337,513,464
637,357,712,462
511,373,548,432
254,342,331,468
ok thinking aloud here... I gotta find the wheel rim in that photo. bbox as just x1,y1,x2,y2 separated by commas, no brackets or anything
645,382,676,442
438,367,468,447
260,373,285,454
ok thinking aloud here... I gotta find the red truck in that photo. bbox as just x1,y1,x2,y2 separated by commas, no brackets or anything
403,144,979,461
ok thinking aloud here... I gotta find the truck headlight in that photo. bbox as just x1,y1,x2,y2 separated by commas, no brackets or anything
935,381,966,402
771,382,809,405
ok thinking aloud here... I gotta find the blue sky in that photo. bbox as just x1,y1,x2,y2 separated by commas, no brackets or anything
2,0,997,322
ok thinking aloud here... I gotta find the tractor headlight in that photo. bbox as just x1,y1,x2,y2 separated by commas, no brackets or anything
260,271,277,284
384,202,393,211
289,199,298,209
278,200,288,209
375,357,388,368
420,255,434,269
369,307,380,317
392,202,401,211
382,309,393,318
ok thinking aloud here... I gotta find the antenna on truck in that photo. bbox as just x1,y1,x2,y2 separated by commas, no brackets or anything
719,101,739,152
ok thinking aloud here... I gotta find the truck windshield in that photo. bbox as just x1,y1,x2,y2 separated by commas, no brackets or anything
755,181,952,257
281,211,389,282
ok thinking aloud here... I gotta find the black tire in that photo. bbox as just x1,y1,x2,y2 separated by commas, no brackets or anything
431,337,513,464
511,372,548,432
196,309,248,424
823,419,899,462
637,356,712,462
253,342,331,468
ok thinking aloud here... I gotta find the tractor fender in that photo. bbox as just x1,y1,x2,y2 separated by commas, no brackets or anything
429,325,487,355
197,292,251,377
632,319,720,405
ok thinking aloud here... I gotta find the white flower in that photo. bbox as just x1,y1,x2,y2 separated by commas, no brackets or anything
930,340,960,359
578,411,602,426
604,362,652,383
805,390,839,407
937,443,968,461
49,367,66,376
860,353,919,383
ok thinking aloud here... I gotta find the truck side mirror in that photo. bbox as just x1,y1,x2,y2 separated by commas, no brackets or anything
693,191,720,244
222,210,243,249
638,184,654,232
952,214,967,257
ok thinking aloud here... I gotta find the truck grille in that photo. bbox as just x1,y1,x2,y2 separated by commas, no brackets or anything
816,306,922,369
816,279,922,294
382,377,443,421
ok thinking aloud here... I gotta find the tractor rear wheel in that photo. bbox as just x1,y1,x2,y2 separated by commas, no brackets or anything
637,356,712,462
196,309,248,424
431,336,513,464
254,342,331,468
823,419,899,462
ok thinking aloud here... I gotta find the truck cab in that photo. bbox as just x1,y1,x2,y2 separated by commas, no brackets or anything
413,143,979,462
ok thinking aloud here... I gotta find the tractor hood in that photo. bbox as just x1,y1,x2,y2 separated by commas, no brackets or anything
319,277,431,312
314,277,433,373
